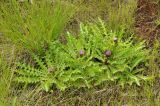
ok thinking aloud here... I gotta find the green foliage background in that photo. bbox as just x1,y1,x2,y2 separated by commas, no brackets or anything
0,0,160,105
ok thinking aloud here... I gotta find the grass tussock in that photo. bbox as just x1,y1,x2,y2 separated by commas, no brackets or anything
0,0,75,54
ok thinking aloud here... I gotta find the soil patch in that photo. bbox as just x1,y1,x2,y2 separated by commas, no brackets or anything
135,0,160,42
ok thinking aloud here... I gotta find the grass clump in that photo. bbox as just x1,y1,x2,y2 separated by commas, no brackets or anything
0,0,75,54
106,0,137,32
15,19,150,92
0,54,16,106
71,0,137,32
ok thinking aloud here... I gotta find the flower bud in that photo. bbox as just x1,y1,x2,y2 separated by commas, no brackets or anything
79,50,85,56
104,50,112,57
114,37,118,43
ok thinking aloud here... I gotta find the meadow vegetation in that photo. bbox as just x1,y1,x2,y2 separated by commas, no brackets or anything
0,0,160,105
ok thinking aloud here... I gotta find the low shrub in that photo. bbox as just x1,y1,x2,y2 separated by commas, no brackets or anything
15,19,150,91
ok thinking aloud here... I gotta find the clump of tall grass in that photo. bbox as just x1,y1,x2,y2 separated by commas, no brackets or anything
66,0,137,36
106,0,137,32
0,53,16,106
148,39,160,77
0,0,75,54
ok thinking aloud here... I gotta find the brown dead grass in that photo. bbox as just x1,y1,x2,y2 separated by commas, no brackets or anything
135,0,160,42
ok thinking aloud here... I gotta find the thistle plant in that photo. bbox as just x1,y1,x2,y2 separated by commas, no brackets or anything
15,19,150,91
15,42,67,91
56,19,150,87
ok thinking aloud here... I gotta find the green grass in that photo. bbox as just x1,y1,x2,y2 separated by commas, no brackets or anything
0,49,16,106
0,0,75,54
106,0,137,32
67,0,137,34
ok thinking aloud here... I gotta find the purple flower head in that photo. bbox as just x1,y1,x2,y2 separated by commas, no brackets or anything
79,50,85,56
104,50,112,57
